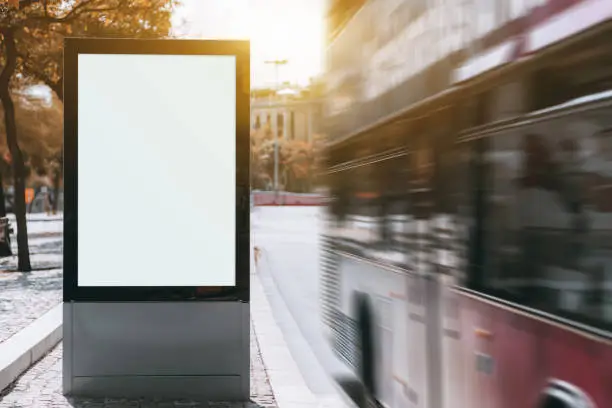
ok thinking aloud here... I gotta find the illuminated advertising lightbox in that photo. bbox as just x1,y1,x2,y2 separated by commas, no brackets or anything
63,39,250,302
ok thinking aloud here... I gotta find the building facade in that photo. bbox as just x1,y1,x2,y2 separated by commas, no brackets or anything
250,86,323,142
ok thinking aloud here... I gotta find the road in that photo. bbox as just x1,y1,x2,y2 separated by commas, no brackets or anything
252,207,358,403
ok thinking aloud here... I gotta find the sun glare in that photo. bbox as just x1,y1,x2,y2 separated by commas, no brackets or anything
173,0,325,87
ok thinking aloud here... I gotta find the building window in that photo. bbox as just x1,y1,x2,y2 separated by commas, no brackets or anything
290,111,295,140
267,114,271,125
277,113,284,137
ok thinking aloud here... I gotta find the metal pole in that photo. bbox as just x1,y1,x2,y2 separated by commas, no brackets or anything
250,92,254,191
273,64,279,192
264,59,288,193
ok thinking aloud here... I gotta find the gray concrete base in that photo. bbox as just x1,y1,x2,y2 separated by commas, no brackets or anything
63,301,250,401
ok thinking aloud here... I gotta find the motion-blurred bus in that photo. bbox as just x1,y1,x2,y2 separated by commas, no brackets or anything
320,1,612,407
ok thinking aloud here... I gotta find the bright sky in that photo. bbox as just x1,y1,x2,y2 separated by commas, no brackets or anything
172,0,326,89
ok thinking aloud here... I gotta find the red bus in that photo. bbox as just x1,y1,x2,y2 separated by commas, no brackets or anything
320,2,612,407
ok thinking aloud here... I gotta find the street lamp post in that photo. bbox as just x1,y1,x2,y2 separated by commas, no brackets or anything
250,91,254,192
264,59,288,192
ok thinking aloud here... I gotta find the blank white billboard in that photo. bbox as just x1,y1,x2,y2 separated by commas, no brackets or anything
77,53,236,287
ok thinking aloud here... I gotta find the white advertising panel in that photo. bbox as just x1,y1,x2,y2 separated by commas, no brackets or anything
77,53,236,287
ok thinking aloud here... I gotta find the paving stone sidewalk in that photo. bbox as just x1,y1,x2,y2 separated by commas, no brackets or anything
0,322,277,408
0,218,63,344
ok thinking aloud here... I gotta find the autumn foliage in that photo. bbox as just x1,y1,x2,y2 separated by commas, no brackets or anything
0,88,63,172
251,126,323,193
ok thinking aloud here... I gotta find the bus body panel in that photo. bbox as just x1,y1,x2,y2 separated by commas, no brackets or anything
325,228,611,408
335,252,421,407
452,290,611,408
329,257,612,408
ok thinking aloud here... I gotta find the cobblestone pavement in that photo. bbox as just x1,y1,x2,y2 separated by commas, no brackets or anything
0,323,277,408
0,218,63,344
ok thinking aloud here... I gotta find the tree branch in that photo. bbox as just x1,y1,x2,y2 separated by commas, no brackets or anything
16,0,42,9
54,0,101,21
15,50,63,100
0,28,17,87
28,0,140,24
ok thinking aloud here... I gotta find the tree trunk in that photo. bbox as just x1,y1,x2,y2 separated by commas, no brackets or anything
0,29,31,271
0,170,11,257
40,78,63,216
51,162,61,214
0,171,6,217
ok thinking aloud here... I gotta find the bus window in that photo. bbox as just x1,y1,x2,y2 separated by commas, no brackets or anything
373,156,391,247
330,170,348,224
464,136,490,291
480,105,612,331
372,147,410,266
410,123,434,221
327,140,379,257
451,143,473,285
431,108,464,279
353,157,377,249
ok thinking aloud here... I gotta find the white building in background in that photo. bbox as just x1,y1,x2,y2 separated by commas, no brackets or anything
250,83,323,143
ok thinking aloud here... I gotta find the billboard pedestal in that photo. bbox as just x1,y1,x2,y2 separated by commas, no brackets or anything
63,302,250,400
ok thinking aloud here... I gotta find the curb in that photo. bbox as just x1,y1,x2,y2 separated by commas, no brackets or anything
0,303,62,393
251,244,352,408
251,258,320,407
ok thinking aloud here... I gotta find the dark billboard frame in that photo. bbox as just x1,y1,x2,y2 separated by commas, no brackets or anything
63,38,250,303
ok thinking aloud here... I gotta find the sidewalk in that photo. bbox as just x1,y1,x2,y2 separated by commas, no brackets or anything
0,222,343,407
0,217,347,408
0,322,276,408
0,276,280,407
0,275,307,408
0,216,63,345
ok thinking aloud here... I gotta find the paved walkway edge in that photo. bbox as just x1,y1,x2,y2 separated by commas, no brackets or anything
251,256,321,407
0,303,62,392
